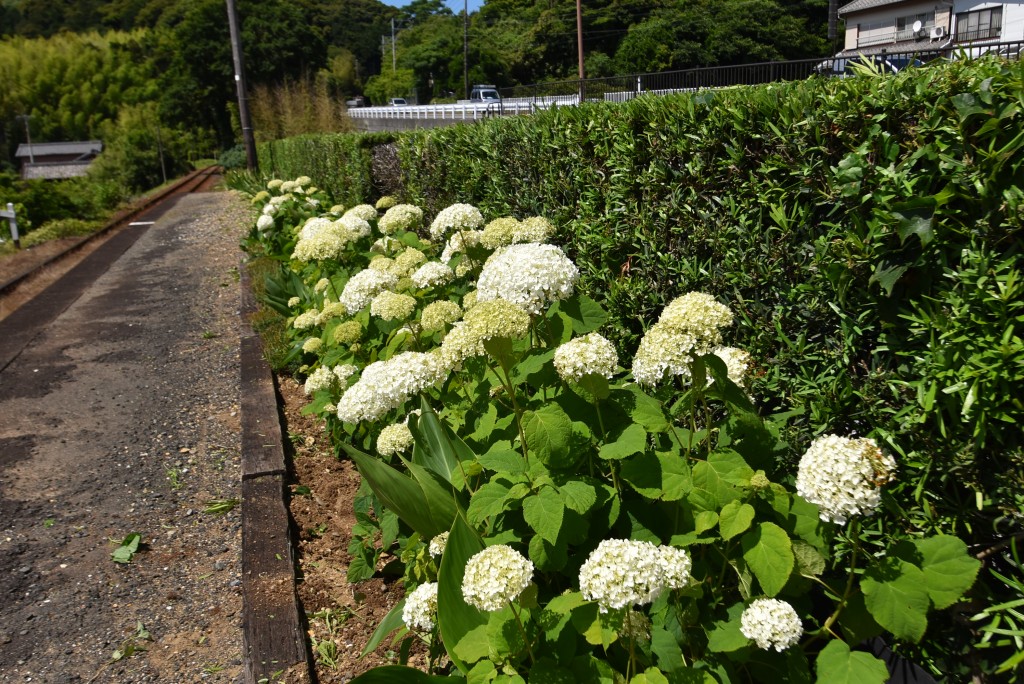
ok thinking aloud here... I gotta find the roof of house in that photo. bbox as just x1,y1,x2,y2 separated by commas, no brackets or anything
838,0,910,16
14,140,103,159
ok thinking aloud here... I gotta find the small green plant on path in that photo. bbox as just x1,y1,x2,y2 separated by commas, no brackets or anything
204,498,240,515
110,533,142,564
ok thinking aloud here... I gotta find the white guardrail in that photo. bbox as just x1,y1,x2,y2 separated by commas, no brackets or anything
347,96,581,121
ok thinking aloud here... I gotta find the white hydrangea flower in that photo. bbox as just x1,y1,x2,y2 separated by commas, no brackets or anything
440,229,484,264
370,291,416,321
395,247,427,275
631,326,702,387
266,179,284,191
333,364,358,384
376,195,398,210
340,269,399,313
420,300,462,332
712,346,752,386
280,180,298,193
303,366,336,395
379,204,424,234
292,220,353,262
314,278,331,294
292,310,318,330
336,352,447,423
336,214,372,241
302,337,322,353
333,321,363,345
439,299,530,367
795,435,896,525
462,545,534,611
515,216,556,244
430,203,484,240
345,204,378,222
295,175,312,187
476,243,579,316
480,217,521,249
328,204,346,215
377,422,414,456
287,296,301,308
411,261,455,289
371,235,403,255
315,301,347,325
658,292,734,338
428,531,449,557
554,332,618,382
579,539,691,613
298,217,332,240
262,202,278,216
402,582,438,632
256,214,275,233
740,599,803,651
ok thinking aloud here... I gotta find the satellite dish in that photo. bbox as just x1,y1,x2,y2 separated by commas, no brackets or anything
912,20,923,33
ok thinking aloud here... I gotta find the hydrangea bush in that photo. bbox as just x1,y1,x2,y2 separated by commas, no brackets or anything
243,183,980,683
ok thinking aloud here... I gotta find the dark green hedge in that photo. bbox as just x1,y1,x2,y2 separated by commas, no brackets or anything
257,59,1024,674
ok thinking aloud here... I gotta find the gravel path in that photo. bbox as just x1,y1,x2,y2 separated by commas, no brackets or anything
0,191,252,683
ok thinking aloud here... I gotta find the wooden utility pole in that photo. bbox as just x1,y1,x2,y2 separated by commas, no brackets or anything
576,0,585,100
226,0,258,172
463,0,470,99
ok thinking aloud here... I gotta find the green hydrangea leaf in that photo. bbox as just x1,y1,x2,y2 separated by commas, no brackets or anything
741,522,794,596
719,501,755,540
814,640,889,684
912,535,981,609
861,559,931,642
523,488,565,545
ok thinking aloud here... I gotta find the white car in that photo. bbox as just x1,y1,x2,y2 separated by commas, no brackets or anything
389,98,408,106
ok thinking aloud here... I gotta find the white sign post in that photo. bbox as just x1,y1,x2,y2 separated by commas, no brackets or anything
0,202,20,248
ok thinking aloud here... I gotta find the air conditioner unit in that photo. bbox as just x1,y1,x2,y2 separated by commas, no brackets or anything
931,26,946,39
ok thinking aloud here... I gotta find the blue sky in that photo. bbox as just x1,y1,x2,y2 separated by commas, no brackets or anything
380,0,485,15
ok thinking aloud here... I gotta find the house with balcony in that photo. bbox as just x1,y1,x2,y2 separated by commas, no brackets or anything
836,0,1023,57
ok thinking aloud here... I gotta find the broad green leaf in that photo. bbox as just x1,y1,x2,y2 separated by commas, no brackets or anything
477,448,527,475
538,592,585,642
530,533,569,571
360,599,407,656
437,516,487,671
741,522,794,597
861,559,931,642
568,373,611,402
620,451,692,500
869,263,908,296
719,501,755,540
707,616,749,652
912,535,981,609
793,541,826,577
467,481,511,525
557,294,608,334
410,397,474,486
708,449,755,486
814,640,889,684
349,665,454,683
523,488,565,545
694,511,719,534
650,625,685,671
599,423,648,460
523,404,575,469
559,480,598,513
571,602,621,648
528,658,576,683
788,495,827,552
346,444,455,539
511,348,556,386
615,386,670,433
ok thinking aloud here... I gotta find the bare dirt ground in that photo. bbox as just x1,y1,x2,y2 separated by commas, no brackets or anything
0,191,250,682
277,376,427,682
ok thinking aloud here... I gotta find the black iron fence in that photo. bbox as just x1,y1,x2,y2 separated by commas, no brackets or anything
500,39,1024,106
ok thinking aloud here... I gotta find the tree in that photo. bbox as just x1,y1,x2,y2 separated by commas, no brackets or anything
363,67,417,105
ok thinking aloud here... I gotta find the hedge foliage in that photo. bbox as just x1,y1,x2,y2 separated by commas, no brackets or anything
256,57,1024,676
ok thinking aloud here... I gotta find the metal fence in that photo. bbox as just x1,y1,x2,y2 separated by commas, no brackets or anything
348,39,1024,122
502,38,1024,105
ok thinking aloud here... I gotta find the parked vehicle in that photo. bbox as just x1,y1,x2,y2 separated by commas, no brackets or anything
389,98,408,106
815,54,924,77
469,85,501,102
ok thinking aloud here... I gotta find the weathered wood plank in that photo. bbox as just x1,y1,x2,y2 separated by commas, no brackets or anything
241,476,310,683
240,334,287,479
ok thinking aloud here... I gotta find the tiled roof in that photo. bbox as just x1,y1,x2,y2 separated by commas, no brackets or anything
14,140,103,158
838,0,909,16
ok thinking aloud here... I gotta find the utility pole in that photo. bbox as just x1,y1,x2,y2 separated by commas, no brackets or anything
225,0,258,172
392,18,397,71
17,115,34,164
576,0,585,100
463,0,469,99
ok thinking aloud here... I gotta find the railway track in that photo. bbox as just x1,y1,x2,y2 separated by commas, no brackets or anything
0,165,222,300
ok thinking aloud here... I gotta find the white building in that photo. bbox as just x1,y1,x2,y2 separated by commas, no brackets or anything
836,0,1024,56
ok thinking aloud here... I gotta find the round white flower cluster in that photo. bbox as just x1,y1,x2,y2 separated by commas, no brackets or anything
632,292,733,387
402,582,438,632
516,216,556,243
339,269,399,313
579,539,692,613
376,195,398,210
336,351,447,423
371,235,403,255
395,248,427,275
462,545,534,612
370,291,417,321
554,333,619,382
287,296,301,308
333,321,363,345
430,203,484,240
440,229,484,264
256,214,275,234
712,346,752,386
316,301,347,325
336,214,372,241
314,278,331,294
345,204,378,222
303,366,336,396
292,224,350,263
439,299,530,367
795,434,896,524
267,179,284,191
421,300,462,332
377,422,414,456
476,243,579,315
368,256,398,274
411,261,455,289
739,598,803,651
328,204,346,215
292,310,318,330
302,337,322,353
334,364,357,385
298,217,333,240
480,217,521,249
379,204,424,234
428,531,449,557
